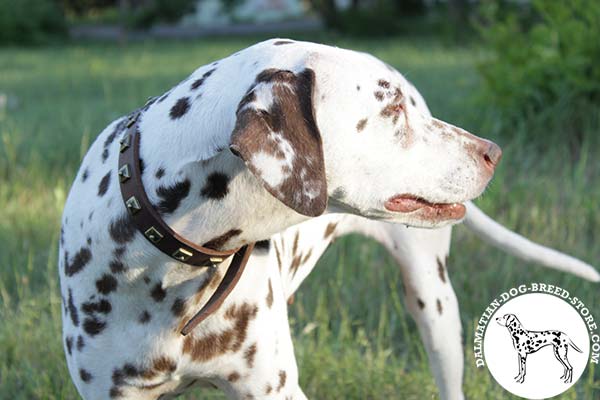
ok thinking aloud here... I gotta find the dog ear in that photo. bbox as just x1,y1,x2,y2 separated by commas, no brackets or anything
230,68,327,217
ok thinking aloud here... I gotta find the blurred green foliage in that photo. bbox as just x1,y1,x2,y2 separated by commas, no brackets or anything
125,0,197,28
0,0,67,45
477,0,600,146
309,0,429,36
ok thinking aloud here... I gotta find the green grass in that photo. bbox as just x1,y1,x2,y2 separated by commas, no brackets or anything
0,34,598,399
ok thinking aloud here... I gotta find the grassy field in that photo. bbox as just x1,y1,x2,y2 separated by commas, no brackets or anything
0,34,598,399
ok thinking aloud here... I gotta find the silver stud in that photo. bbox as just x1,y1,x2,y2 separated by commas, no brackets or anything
118,164,131,183
126,115,137,128
209,257,224,264
173,248,193,262
144,226,163,243
125,196,141,214
119,134,131,153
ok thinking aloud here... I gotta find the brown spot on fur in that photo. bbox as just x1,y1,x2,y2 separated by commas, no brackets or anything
203,229,242,250
436,257,446,283
139,310,151,324
150,283,166,302
266,279,273,308
169,97,191,119
356,118,367,132
431,119,445,129
324,222,338,239
417,298,425,309
227,372,241,382
244,343,257,367
274,244,282,272
265,384,273,394
274,40,293,45
65,336,73,355
155,179,191,215
98,172,111,197
64,247,92,277
292,231,299,255
277,370,287,392
139,356,177,381
109,213,137,244
109,386,122,398
437,299,443,315
182,303,258,362
96,274,117,294
301,249,312,265
290,255,302,278
374,91,384,101
377,79,390,88
171,298,186,317
80,368,93,383
208,270,223,290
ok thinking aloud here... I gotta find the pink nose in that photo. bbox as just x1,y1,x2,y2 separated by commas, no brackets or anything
471,138,502,172
481,140,502,171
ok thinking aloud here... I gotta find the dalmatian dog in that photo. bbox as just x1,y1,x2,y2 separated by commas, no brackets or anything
496,314,584,384
58,38,592,400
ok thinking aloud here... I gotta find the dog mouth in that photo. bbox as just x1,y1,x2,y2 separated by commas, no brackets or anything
384,194,466,220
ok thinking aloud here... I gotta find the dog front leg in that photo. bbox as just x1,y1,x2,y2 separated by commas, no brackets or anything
386,226,465,400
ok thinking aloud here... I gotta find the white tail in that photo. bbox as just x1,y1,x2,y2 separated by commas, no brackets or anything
464,202,600,282
569,338,583,353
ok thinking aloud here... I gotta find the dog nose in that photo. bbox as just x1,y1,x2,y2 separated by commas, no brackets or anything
482,141,502,170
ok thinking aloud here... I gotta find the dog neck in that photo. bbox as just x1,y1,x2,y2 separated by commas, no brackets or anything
506,320,523,333
138,148,310,252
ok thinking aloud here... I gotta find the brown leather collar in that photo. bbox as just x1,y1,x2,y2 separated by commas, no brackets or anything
118,110,255,335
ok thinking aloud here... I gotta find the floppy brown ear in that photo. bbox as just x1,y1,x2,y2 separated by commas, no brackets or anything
229,68,327,217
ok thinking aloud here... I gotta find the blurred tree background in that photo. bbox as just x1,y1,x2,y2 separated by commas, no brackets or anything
1,0,599,147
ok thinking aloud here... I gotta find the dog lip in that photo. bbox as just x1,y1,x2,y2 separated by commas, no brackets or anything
384,194,466,220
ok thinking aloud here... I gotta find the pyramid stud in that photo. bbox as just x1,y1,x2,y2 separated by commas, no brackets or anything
173,248,193,262
119,134,131,153
144,226,163,243
125,196,141,214
126,115,137,128
118,164,131,183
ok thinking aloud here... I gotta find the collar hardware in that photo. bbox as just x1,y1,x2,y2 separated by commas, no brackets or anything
117,110,255,335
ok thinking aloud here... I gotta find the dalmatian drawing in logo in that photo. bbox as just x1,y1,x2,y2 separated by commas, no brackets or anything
495,313,583,384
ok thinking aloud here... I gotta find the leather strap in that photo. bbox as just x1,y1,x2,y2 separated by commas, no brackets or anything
180,242,254,335
117,110,254,335
118,111,240,266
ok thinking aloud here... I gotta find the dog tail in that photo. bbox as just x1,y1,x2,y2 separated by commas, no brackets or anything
569,338,583,353
464,202,600,282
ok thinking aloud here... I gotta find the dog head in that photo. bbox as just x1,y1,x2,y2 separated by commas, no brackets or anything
496,314,519,327
230,41,501,229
